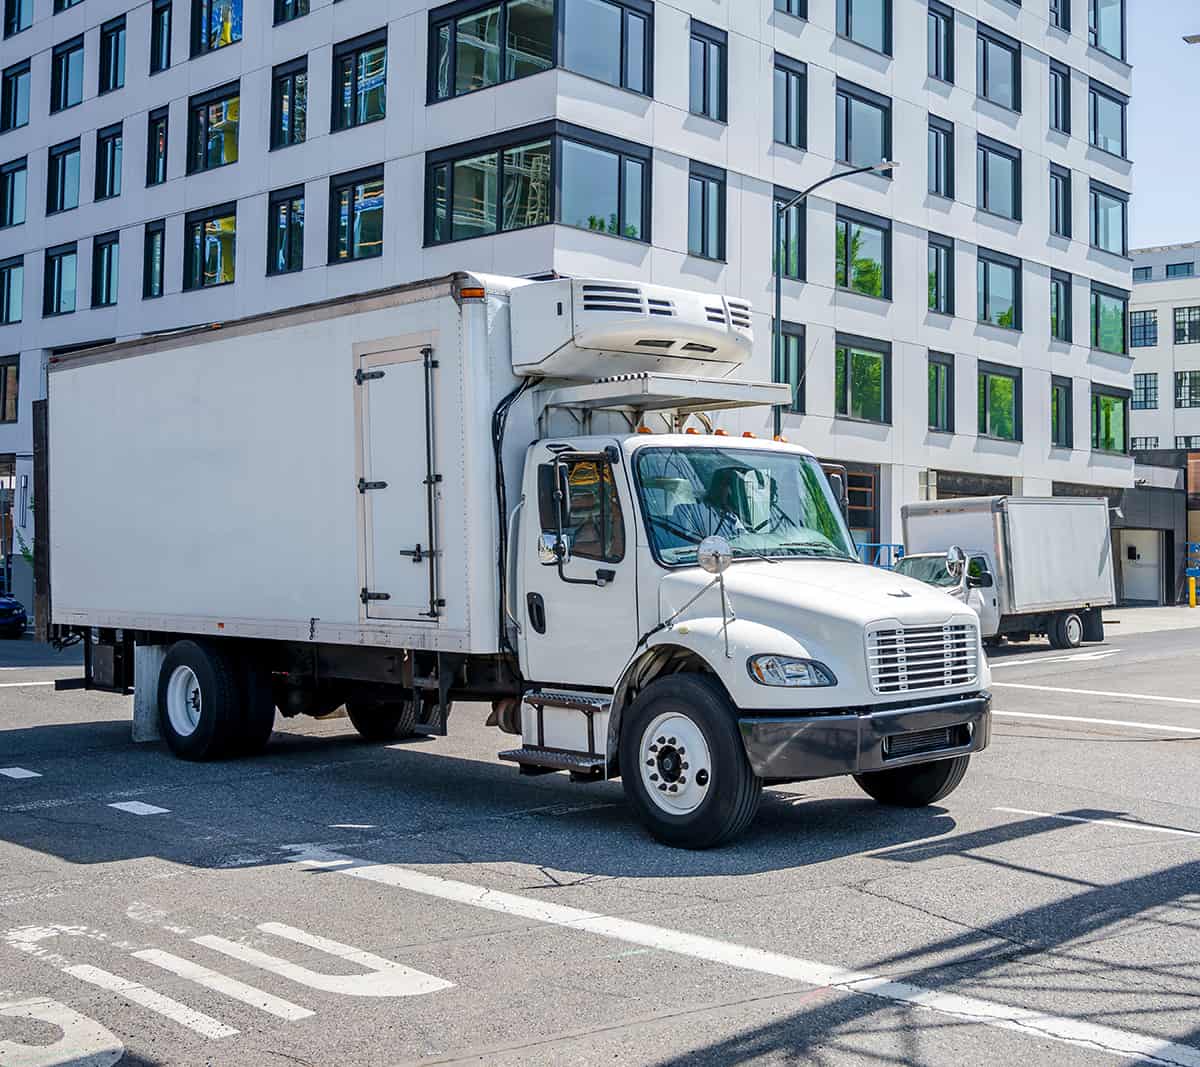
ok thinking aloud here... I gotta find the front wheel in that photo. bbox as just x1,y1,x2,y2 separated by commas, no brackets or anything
854,755,970,807
619,674,761,849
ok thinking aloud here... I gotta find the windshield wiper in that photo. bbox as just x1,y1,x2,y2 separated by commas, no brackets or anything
776,543,857,560
648,515,777,564
731,547,778,565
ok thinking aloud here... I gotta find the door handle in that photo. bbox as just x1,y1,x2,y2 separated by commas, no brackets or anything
527,593,547,635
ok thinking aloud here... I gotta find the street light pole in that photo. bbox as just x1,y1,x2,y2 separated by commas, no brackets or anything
772,160,899,439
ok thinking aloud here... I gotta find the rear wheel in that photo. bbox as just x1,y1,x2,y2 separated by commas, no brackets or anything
157,640,241,760
619,674,761,849
346,698,420,742
854,755,970,807
1049,611,1084,650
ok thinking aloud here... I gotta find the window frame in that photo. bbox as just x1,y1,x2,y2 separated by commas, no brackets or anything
332,27,389,132
977,247,1022,331
0,353,17,423
0,155,25,228
1130,437,1158,451
928,113,954,199
143,218,165,299
834,331,892,424
1089,279,1128,355
835,78,892,169
183,201,237,291
1090,383,1130,454
42,241,77,317
774,0,807,18
146,106,169,186
560,0,653,97
773,52,806,151
927,0,954,84
1132,265,1151,282
94,123,122,202
1049,162,1071,239
1088,78,1127,159
1174,306,1200,346
928,349,954,433
773,184,806,282
0,255,21,324
329,165,385,264
835,204,891,301
150,0,172,74
50,36,84,114
976,23,1021,113
928,232,954,315
191,0,243,58
687,160,725,262
688,19,727,123
268,183,305,276
46,137,81,215
271,56,308,150
1050,374,1073,448
0,60,30,132
977,359,1023,441
1132,371,1158,409
3,0,32,39
976,133,1021,221
1050,0,1070,32
774,319,805,414
837,0,893,57
1166,262,1194,278
274,0,309,25
91,231,120,308
187,80,240,175
537,456,626,564
1050,268,1072,343
1129,310,1157,348
99,16,126,96
1089,178,1128,258
1049,59,1070,135
1176,371,1200,410
1088,0,1126,61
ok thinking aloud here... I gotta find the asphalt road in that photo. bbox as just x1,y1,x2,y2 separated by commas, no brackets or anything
2,627,1200,1066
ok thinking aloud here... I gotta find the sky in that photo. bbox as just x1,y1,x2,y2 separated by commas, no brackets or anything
1127,0,1200,249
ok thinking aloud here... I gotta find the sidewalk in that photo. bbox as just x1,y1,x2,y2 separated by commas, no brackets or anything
1102,604,1200,636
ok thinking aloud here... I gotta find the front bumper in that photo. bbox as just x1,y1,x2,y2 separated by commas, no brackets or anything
738,692,991,780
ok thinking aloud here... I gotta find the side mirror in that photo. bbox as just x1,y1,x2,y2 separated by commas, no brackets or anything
538,532,571,566
827,472,850,519
698,536,734,575
946,545,967,579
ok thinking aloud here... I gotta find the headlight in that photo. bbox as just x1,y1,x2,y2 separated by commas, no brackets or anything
747,655,837,687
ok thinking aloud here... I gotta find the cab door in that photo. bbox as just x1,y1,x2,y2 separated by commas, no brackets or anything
967,554,1001,637
519,443,640,689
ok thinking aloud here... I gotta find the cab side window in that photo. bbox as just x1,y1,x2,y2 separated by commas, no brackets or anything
538,459,626,563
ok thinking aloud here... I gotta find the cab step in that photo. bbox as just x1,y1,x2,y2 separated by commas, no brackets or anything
499,747,606,778
524,690,612,715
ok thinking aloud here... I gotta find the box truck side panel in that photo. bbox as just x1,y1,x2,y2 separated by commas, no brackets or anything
1005,499,1115,612
902,507,997,559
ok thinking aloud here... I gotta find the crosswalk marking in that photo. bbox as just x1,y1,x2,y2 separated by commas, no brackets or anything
0,995,125,1067
108,801,171,815
133,949,316,1021
0,767,41,779
63,963,238,1039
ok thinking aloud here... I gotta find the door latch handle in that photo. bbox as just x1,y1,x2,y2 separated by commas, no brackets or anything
595,569,616,587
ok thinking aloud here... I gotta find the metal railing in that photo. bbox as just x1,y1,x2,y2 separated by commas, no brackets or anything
858,543,904,569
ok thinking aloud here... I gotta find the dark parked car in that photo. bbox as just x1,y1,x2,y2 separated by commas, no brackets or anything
0,596,27,638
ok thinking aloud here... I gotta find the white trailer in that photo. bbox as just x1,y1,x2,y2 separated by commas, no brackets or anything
898,496,1116,648
43,272,991,848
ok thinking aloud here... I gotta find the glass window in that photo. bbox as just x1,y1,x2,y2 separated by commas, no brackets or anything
151,1,172,74
773,56,805,149
928,116,953,198
0,356,17,423
561,138,646,240
929,352,953,432
333,32,387,130
1131,437,1158,451
99,18,126,95
687,165,724,261
836,81,890,167
976,27,1019,111
775,322,804,414
330,168,384,262
775,0,806,16
1130,311,1157,348
188,84,240,173
95,125,122,201
977,137,1020,219
835,210,889,299
978,364,1020,440
0,157,25,227
1091,391,1127,453
1050,270,1071,342
4,0,32,38
143,220,165,299
50,38,84,113
1050,165,1071,238
46,140,80,215
271,59,307,149
0,256,21,323
184,204,237,290
689,22,726,121
0,61,29,132
1175,307,1200,345
1090,182,1127,256
1177,436,1200,449
43,244,77,316
1167,262,1194,278
1089,82,1126,157
268,187,304,275
1090,285,1127,354
1132,372,1158,408
928,234,953,314
54,0,84,9
928,1,953,82
1177,372,1200,409
563,0,650,95
1133,265,1151,282
192,0,243,57
538,457,626,563
275,0,308,23
434,0,553,100
774,190,804,281
91,233,119,308
147,107,169,186
1050,0,1070,31
1051,377,1072,448
977,251,1020,329
1049,62,1070,134
835,341,889,422
1089,0,1124,59
837,0,890,54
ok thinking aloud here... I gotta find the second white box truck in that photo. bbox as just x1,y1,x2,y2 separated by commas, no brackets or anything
43,272,991,848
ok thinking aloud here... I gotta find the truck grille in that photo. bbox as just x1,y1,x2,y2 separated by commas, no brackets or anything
883,724,970,760
867,623,978,695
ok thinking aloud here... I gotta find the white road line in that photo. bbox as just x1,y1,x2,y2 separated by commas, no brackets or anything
0,767,41,779
993,710,1200,734
993,681,1200,707
290,846,1200,1067
0,995,125,1067
63,963,238,1039
0,681,54,688
108,801,171,815
989,649,1122,668
995,808,1200,839
133,949,315,1021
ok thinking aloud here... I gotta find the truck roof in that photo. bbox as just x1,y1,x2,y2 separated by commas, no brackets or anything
902,495,1111,517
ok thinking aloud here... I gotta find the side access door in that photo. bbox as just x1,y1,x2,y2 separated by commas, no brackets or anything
519,444,640,688
356,347,443,621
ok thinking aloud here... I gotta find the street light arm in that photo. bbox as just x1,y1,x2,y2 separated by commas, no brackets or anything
776,162,895,215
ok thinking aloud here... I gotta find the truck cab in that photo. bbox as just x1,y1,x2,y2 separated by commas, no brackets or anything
894,551,1001,639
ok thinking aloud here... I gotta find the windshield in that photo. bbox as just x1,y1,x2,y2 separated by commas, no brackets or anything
893,555,958,587
635,446,859,565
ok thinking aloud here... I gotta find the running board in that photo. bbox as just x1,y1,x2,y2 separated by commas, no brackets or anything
499,747,606,778
524,690,612,715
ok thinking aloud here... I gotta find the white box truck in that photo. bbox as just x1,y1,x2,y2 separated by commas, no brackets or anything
42,273,991,848
898,497,1115,649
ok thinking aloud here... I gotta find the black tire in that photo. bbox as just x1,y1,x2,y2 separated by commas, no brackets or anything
157,640,242,761
1082,608,1105,643
854,754,970,807
619,674,761,849
236,659,276,756
1049,611,1083,650
346,698,420,742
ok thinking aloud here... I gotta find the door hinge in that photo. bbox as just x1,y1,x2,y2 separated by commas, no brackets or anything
355,368,385,385
358,478,388,493
361,588,392,604
400,545,439,564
